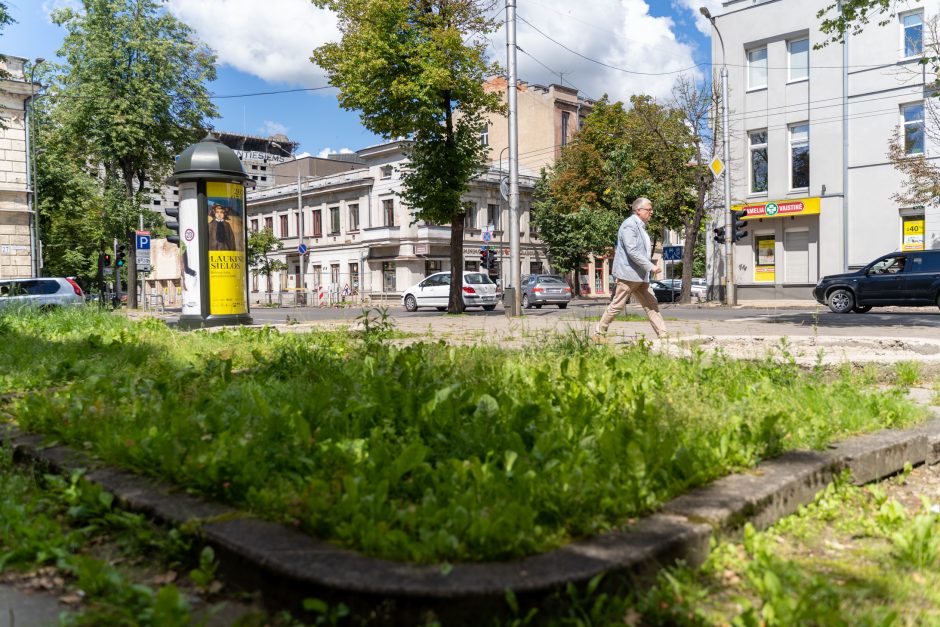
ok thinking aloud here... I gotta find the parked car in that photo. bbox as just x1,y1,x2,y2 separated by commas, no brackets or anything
649,280,682,303
521,274,571,309
401,271,499,311
0,277,85,311
813,250,940,313
659,278,707,301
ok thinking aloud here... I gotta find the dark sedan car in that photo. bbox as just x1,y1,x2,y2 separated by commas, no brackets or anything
813,250,940,313
649,280,682,303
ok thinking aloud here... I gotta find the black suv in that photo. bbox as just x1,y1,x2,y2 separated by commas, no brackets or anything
813,250,940,313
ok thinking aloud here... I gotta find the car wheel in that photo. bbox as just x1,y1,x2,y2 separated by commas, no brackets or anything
853,305,872,313
827,288,854,314
534,304,542,309
558,303,567,309
435,307,446,311
522,294,530,309
483,304,496,311
404,294,418,312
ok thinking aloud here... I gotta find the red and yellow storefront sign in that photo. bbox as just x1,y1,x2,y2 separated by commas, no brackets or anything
733,197,820,220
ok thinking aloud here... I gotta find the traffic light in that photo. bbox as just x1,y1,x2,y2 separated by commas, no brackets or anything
102,252,112,267
165,207,181,245
487,247,497,271
480,246,487,267
712,227,726,245
731,209,748,242
116,245,126,267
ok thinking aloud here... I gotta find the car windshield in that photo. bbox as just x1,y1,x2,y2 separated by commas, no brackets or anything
538,276,566,284
464,273,494,285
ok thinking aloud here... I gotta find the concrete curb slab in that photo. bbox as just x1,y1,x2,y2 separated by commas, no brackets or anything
2,390,939,622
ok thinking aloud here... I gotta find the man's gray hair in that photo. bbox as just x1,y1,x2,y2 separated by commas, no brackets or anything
632,197,652,211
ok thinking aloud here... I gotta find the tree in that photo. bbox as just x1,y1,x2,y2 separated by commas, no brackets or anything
49,0,217,308
247,228,287,295
312,0,502,313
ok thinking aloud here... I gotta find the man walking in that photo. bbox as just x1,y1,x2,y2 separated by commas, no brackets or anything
593,197,667,342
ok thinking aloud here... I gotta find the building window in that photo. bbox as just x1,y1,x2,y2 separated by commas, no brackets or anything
789,124,809,190
264,216,273,231
425,260,442,275
382,261,396,292
329,206,340,235
902,11,923,58
480,125,489,146
788,38,809,81
152,199,161,206
279,214,289,237
381,165,393,179
464,203,476,229
331,263,340,286
250,219,259,233
561,111,571,146
383,199,395,226
749,131,768,194
902,102,925,155
487,203,500,230
747,48,767,90
312,210,323,237
349,262,359,290
754,234,776,283
348,203,359,231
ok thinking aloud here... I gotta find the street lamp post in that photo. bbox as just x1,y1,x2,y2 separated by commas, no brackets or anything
25,57,45,278
700,8,734,305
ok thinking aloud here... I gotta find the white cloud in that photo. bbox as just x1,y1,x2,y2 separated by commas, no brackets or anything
166,0,338,87
317,147,354,158
674,0,723,36
259,120,289,137
488,0,701,103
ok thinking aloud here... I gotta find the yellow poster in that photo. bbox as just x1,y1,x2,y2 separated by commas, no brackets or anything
755,236,775,282
206,182,247,315
754,266,775,282
902,217,925,251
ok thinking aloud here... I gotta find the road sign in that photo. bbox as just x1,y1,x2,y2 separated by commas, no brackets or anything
499,176,509,201
135,230,151,251
708,157,725,178
298,243,307,254
482,229,492,243
663,245,683,261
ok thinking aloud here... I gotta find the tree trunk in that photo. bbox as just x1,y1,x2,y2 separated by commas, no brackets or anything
679,173,709,303
448,215,465,313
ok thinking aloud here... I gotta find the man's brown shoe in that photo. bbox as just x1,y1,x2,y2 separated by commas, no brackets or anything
591,333,609,345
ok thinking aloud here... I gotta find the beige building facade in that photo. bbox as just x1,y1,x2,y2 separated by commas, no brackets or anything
0,55,38,279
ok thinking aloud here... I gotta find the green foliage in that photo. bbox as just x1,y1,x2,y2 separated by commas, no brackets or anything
311,0,503,312
247,227,287,293
1,308,924,566
894,360,922,387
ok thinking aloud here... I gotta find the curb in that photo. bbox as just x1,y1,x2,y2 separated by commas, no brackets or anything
2,393,939,622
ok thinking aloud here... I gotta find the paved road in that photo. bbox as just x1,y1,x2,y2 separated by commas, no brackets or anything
241,300,940,338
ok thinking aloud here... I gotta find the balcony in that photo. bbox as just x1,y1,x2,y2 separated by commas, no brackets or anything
361,226,402,243
416,225,451,241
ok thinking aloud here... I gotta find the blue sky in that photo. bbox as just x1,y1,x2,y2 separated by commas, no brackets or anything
5,0,716,157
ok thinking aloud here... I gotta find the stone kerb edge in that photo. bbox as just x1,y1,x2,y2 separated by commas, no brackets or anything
2,407,940,618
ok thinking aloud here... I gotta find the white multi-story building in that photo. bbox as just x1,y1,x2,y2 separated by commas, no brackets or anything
707,0,935,299
246,139,547,300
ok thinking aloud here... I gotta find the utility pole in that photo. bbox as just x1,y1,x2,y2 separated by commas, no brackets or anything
113,237,121,307
506,0,521,316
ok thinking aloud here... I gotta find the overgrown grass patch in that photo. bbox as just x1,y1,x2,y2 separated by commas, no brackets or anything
0,308,925,564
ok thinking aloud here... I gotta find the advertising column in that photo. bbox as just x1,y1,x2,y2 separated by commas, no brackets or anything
178,182,201,317
206,182,247,315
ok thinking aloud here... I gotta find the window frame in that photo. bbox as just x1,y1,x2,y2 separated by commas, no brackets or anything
487,203,500,230
747,47,768,91
561,111,571,146
788,123,810,191
901,10,924,59
312,209,323,238
348,203,360,232
787,38,809,83
279,214,289,238
383,198,395,227
901,101,925,156
749,130,769,195
329,206,341,235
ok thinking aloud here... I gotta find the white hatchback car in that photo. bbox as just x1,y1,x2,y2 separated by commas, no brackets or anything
401,271,499,312
0,277,85,311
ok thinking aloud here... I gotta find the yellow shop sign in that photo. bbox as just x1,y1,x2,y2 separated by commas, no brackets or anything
733,197,820,220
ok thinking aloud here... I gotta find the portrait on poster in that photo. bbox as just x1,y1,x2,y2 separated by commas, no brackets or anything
206,182,247,315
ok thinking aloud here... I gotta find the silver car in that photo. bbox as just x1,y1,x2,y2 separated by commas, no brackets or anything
0,277,85,311
521,274,571,309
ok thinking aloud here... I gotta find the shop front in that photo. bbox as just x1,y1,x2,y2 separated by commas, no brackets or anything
733,197,820,300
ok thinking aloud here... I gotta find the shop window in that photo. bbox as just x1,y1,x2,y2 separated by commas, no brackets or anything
749,130,768,194
754,235,776,283
788,38,809,81
902,102,925,155
747,47,767,90
425,260,442,275
789,123,809,190
902,215,925,251
349,262,359,290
